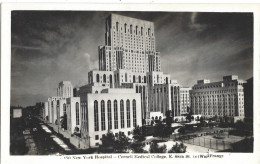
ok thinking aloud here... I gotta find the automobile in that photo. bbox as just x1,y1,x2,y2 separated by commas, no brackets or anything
32,127,37,132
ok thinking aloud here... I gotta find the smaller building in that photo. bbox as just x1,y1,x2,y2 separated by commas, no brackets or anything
179,87,191,115
12,108,22,118
66,97,81,135
190,75,246,120
57,81,73,98
43,102,48,120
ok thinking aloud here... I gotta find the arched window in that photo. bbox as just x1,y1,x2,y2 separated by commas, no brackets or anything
63,103,66,116
96,74,100,82
136,26,138,35
109,74,113,88
141,27,143,36
116,22,119,31
126,100,130,128
85,103,88,123
157,75,159,83
133,99,137,127
136,86,138,93
81,103,83,121
94,101,99,131
103,74,106,83
166,77,168,84
120,100,125,128
139,86,142,94
148,28,151,36
76,102,79,125
133,75,136,83
114,100,118,129
82,102,85,120
107,100,112,130
124,24,127,33
101,100,105,131
144,76,146,83
138,76,141,83
125,73,127,82
130,25,132,34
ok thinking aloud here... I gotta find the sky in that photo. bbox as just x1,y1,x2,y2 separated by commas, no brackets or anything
11,11,253,107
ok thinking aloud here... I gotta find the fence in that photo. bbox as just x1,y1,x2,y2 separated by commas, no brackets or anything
182,137,233,151
170,130,234,151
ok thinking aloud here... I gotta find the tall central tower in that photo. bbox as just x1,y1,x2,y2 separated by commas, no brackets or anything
99,14,161,73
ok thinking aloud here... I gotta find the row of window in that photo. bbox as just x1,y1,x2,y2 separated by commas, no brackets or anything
114,22,153,36
94,100,137,131
193,82,239,90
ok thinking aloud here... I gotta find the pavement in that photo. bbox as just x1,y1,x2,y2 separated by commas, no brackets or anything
23,129,38,155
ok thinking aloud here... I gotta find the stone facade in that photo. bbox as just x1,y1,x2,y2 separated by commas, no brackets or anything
190,75,246,119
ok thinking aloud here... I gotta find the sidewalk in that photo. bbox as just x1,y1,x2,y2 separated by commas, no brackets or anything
23,129,38,155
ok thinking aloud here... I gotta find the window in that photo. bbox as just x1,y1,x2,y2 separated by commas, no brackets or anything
114,100,118,129
76,102,79,125
103,74,106,83
109,75,113,87
116,22,119,31
133,99,137,127
101,100,106,131
94,101,99,131
95,135,99,140
124,24,127,33
126,100,130,128
120,100,125,128
96,74,100,82
125,73,127,82
138,76,141,83
133,75,136,83
107,100,112,130
63,103,66,116
84,103,87,121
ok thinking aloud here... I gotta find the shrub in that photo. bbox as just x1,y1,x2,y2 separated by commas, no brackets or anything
149,142,167,153
168,142,187,153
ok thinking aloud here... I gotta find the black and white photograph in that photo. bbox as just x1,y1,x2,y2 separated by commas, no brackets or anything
1,3,259,164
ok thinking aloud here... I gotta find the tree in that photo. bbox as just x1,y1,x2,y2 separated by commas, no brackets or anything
178,127,185,134
168,142,187,153
186,109,193,122
132,126,145,142
165,110,172,127
154,122,171,139
130,142,148,153
149,142,167,153
61,113,67,130
234,120,247,131
113,133,131,153
99,131,115,153
199,116,204,123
